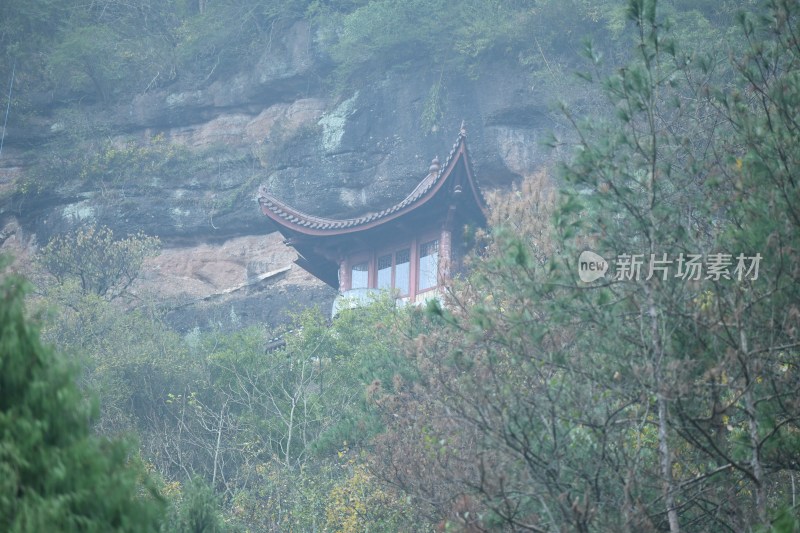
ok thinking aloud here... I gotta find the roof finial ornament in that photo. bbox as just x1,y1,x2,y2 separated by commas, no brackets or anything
460,120,467,137
429,155,441,174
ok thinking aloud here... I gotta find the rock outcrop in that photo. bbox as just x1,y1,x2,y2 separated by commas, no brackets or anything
0,19,563,330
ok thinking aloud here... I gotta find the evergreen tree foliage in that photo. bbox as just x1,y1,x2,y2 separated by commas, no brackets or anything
165,477,226,533
372,1,800,531
0,260,165,532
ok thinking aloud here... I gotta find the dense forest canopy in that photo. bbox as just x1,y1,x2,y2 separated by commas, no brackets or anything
1,0,799,531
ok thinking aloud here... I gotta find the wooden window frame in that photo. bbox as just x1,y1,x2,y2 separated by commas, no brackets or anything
374,246,411,297
417,237,440,295
343,229,443,300
346,251,372,291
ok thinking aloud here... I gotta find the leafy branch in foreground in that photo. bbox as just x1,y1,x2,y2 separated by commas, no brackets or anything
0,259,165,532
373,1,800,531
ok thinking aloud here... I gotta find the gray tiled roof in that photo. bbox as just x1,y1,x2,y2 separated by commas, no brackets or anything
258,128,478,233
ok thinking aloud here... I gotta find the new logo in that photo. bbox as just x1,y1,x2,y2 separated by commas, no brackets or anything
578,251,608,283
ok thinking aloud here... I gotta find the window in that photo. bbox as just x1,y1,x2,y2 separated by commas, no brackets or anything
347,243,425,296
418,239,439,291
351,262,369,289
375,249,410,296
377,254,392,290
395,249,410,296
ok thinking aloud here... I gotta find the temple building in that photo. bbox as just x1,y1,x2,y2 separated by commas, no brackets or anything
257,125,486,312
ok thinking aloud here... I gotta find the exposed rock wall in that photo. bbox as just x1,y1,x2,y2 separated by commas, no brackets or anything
136,233,333,333
0,19,563,330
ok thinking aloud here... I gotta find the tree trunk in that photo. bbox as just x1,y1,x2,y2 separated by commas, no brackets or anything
740,329,766,523
647,285,680,533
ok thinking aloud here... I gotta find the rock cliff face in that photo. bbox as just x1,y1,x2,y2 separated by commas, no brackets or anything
0,20,562,330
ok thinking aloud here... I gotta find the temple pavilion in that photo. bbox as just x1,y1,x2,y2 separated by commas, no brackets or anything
257,124,487,311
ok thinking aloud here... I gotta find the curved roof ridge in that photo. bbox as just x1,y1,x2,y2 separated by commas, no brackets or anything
258,165,442,231
258,128,474,234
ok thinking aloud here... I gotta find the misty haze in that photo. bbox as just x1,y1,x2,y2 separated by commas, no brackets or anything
0,1,798,531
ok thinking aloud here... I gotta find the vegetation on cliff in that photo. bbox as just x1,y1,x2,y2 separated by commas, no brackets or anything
0,0,744,105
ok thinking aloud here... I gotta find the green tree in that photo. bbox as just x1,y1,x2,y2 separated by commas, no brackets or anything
682,0,800,524
324,463,416,533
0,260,165,532
375,1,800,531
39,286,191,440
190,300,425,531
38,225,160,300
164,477,227,533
